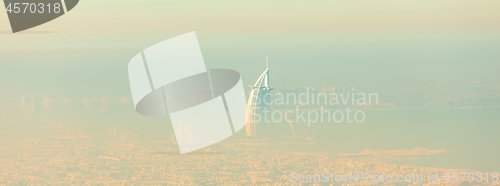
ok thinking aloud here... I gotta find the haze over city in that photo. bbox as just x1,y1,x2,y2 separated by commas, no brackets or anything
1,0,499,185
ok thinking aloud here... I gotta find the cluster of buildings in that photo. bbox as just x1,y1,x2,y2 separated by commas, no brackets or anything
17,97,133,110
272,85,500,110
0,125,497,185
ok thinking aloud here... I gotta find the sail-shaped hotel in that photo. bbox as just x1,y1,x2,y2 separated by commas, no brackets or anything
246,57,273,137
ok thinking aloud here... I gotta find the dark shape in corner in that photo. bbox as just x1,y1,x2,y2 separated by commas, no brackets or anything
64,0,78,11
3,0,79,33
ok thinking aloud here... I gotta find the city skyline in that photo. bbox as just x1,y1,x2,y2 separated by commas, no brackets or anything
1,0,499,184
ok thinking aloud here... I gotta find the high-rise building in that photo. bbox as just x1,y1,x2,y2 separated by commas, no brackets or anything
61,99,73,107
176,121,197,145
120,97,131,106
42,98,56,108
330,86,336,100
245,57,273,137
20,97,25,109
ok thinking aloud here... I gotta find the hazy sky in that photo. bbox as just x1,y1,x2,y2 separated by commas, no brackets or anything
1,0,499,100
2,0,500,34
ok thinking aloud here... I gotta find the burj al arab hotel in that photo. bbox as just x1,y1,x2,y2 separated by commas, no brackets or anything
245,57,273,137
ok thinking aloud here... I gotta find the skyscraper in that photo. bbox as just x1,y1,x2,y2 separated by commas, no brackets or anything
20,97,25,109
245,57,273,137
